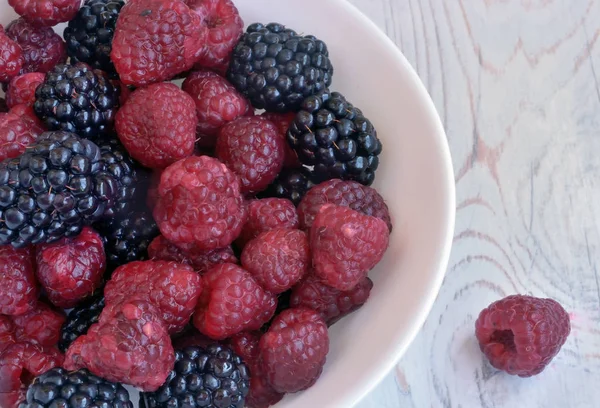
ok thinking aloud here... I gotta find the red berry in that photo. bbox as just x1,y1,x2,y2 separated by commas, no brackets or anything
291,274,373,325
64,299,175,392
11,300,66,348
8,0,81,27
182,70,250,148
193,263,277,339
0,316,16,354
311,204,389,291
154,156,247,250
0,111,43,161
5,18,67,74
0,246,38,316
238,198,299,248
111,0,207,86
259,307,329,393
116,83,197,169
216,116,285,194
261,112,301,168
5,72,45,108
0,30,24,83
242,229,310,294
298,179,392,231
475,295,571,377
8,103,43,129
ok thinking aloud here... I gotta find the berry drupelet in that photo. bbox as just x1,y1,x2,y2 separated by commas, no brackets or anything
58,290,105,353
259,167,316,206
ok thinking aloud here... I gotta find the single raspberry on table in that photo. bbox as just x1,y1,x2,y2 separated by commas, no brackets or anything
11,300,66,348
475,294,571,377
0,29,24,83
154,156,247,250
216,116,285,194
5,72,45,108
182,69,251,148
262,112,301,168
116,82,197,169
64,299,175,392
0,110,44,161
311,204,389,291
259,308,329,393
0,316,16,353
111,0,207,86
193,263,277,340
104,260,203,334
241,229,310,294
237,198,299,248
0,246,38,316
8,0,82,27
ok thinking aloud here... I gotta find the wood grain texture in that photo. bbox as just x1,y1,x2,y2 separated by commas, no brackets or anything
349,0,600,407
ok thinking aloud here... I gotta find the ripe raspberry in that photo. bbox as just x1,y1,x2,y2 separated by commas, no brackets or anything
261,112,301,168
189,0,244,73
0,111,43,161
298,179,392,231
0,29,24,83
5,18,67,74
216,116,285,194
111,0,207,86
148,234,238,274
104,260,203,334
311,204,389,291
182,69,251,148
259,308,329,393
0,316,16,353
193,263,277,339
238,198,299,247
5,72,44,109
64,299,175,392
7,0,81,27
0,246,38,316
35,227,106,308
154,156,246,250
241,229,309,294
475,295,571,377
11,300,66,348
8,103,44,129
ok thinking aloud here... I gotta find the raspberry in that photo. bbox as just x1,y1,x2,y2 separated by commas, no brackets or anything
9,103,44,129
111,0,207,86
4,18,67,74
104,260,203,334
189,0,244,74
0,29,24,83
182,69,251,148
311,204,389,291
148,234,238,274
238,198,299,247
116,83,197,169
259,308,329,393
5,72,44,109
35,227,106,308
193,263,277,339
0,316,16,353
8,0,82,26
0,246,38,316
298,179,392,231
290,274,373,324
241,229,309,294
0,111,43,162
216,116,285,194
154,156,247,250
475,295,571,377
64,299,175,392
261,112,301,168
11,301,66,348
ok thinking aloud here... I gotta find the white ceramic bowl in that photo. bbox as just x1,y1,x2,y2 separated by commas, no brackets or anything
0,0,455,406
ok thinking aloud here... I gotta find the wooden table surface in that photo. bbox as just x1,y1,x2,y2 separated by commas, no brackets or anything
349,1,600,407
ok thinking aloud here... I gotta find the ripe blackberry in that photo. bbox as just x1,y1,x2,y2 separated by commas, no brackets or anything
259,167,316,206
141,344,250,408
58,290,105,353
227,22,334,113
33,62,120,141
64,0,125,78
0,131,118,247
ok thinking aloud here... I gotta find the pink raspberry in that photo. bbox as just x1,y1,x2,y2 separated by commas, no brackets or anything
8,103,43,129
182,69,251,148
0,317,16,353
237,198,299,248
475,295,571,377
8,0,81,27
154,156,247,250
116,82,197,169
5,72,44,108
11,300,66,348
111,0,207,86
0,111,43,161
193,263,277,339
0,29,24,83
0,246,38,316
216,116,285,194
259,308,329,393
261,112,301,168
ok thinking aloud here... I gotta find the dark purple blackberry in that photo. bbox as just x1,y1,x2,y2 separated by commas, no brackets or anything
58,291,105,353
227,22,333,113
63,0,125,78
287,90,382,186
0,131,118,247
259,167,316,206
19,367,133,408
141,345,250,408
33,62,120,141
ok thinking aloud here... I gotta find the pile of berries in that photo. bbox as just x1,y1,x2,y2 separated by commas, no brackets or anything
0,0,570,407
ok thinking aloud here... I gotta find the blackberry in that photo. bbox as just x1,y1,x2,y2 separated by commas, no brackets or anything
58,291,105,353
259,167,316,206
287,90,382,186
227,22,333,113
33,62,120,141
141,345,250,408
19,367,133,408
0,131,118,247
64,0,125,78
